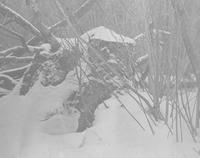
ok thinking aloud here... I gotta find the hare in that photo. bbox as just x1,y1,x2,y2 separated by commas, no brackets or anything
40,106,80,135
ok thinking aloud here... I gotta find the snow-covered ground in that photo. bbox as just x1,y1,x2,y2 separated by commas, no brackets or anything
0,70,199,158
0,23,199,157
81,26,136,45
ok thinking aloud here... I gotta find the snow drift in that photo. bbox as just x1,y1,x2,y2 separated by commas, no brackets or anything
0,26,199,158
0,70,199,158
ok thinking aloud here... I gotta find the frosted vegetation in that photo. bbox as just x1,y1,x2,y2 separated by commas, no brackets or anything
0,0,200,157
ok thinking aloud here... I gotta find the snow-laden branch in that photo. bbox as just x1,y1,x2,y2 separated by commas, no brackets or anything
0,24,26,46
49,0,97,33
0,2,61,52
0,42,53,58
0,56,33,68
0,2,42,37
0,64,30,79
0,46,28,57
27,0,97,46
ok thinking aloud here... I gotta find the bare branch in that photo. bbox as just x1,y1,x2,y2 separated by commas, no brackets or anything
74,0,97,20
0,46,26,57
0,24,26,46
54,0,82,34
0,56,33,69
0,3,60,51
0,44,43,57
26,35,41,46
28,0,97,46
0,64,30,79
0,2,42,37
48,19,68,32
49,0,97,32
0,41,52,59
171,0,200,128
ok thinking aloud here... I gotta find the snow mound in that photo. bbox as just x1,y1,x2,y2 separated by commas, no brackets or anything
40,108,80,135
81,26,136,45
0,73,199,158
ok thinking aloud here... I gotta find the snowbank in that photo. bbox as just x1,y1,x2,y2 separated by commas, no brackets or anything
0,73,199,158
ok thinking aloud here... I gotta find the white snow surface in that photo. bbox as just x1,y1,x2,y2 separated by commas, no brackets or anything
0,71,199,158
81,26,136,45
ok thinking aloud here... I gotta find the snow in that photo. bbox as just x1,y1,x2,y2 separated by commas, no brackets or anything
0,71,199,158
55,26,136,55
81,26,136,45
40,108,80,135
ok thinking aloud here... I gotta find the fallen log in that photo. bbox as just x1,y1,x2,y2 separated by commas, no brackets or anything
63,78,117,132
